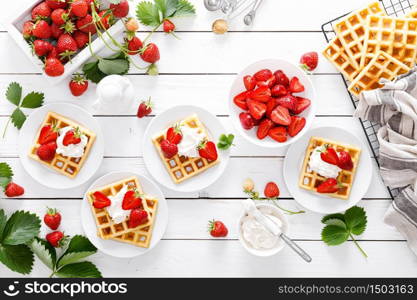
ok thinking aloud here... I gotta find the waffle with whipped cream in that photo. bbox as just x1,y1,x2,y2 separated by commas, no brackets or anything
28,111,96,178
298,137,361,200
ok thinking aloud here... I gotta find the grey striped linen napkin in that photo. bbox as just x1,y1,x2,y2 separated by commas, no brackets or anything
354,68,417,256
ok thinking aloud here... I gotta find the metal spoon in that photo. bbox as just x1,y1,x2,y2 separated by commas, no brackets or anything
243,0,263,25
204,0,223,11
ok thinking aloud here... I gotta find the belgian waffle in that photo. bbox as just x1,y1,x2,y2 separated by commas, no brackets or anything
322,37,360,80
298,137,361,200
360,15,417,68
86,176,158,241
333,1,386,67
28,111,96,178
110,196,158,248
152,114,220,184
348,51,410,96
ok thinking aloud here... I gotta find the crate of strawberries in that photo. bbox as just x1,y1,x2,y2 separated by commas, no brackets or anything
5,0,130,84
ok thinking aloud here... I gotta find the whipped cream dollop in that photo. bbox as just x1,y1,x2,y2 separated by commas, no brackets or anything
106,185,130,224
308,146,341,178
56,126,88,158
94,75,134,113
177,124,206,157
241,214,282,250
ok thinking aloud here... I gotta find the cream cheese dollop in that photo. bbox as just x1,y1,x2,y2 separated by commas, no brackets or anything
308,146,341,178
177,124,206,157
241,214,282,250
56,126,88,158
106,185,130,224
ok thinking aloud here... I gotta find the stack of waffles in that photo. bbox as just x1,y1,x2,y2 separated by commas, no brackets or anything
298,137,361,200
86,177,158,248
323,1,416,97
152,114,220,184
28,112,96,178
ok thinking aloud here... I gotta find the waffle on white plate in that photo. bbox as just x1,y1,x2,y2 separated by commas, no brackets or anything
298,137,361,200
86,176,158,248
28,111,96,178
152,114,220,184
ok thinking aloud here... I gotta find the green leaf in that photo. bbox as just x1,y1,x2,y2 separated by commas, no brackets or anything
321,225,349,246
173,0,196,17
344,206,367,235
321,213,345,224
5,82,22,106
136,1,161,26
56,261,102,278
0,163,13,190
105,51,126,60
83,61,106,84
0,210,7,239
11,108,26,129
0,244,34,274
217,134,235,150
57,235,97,268
21,92,44,108
322,218,347,229
2,211,41,245
155,0,178,18
29,237,56,270
98,59,129,75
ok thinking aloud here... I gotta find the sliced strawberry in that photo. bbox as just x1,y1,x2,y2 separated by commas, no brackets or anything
274,70,289,87
122,189,142,210
36,142,57,161
276,94,297,111
239,112,255,130
62,128,81,146
160,139,178,158
38,124,58,144
317,178,339,193
320,146,339,166
292,97,311,114
257,119,274,140
128,208,148,228
92,191,111,209
243,75,256,91
268,127,287,143
270,105,291,126
256,76,276,88
233,91,249,110
288,116,306,137
249,86,271,103
338,151,353,170
198,140,218,161
166,124,183,144
254,69,272,82
271,84,287,97
266,98,277,119
247,99,266,120
289,76,305,93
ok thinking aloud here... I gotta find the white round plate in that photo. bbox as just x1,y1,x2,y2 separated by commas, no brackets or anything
283,126,372,214
229,58,316,148
19,103,104,189
81,171,169,258
143,105,230,193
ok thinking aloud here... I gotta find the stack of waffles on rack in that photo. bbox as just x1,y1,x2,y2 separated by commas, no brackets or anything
86,176,158,248
323,1,416,97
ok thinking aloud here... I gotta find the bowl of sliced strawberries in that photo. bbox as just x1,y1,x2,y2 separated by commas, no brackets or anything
229,59,316,148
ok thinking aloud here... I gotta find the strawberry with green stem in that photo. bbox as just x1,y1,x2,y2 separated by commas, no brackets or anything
69,73,89,96
0,162,25,197
137,97,153,118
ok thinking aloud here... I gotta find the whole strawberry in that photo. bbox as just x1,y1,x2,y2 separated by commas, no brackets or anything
45,58,65,77
76,14,97,34
57,34,78,58
125,18,139,32
33,40,53,57
46,231,67,248
22,21,34,39
110,0,129,18
51,8,68,26
46,0,68,10
163,19,175,33
140,43,160,63
69,73,88,96
51,23,64,39
300,51,318,73
5,182,24,197
160,139,178,158
71,0,88,17
73,30,89,48
44,207,62,230
208,220,228,237
127,36,143,55
264,181,280,198
137,98,153,118
32,20,52,39
32,2,52,20
98,10,112,29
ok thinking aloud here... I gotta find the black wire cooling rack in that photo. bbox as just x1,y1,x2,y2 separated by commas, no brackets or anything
320,0,414,199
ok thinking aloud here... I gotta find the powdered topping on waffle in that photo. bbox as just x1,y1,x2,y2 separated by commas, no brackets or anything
56,126,88,158
106,184,130,224
308,146,342,178
177,123,205,157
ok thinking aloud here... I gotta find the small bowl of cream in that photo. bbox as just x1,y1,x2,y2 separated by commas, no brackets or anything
238,203,289,257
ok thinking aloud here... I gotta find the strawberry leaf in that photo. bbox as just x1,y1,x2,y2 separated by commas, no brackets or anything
29,237,56,270
0,163,13,190
98,58,129,75
1,211,41,245
21,92,44,108
0,244,34,274
57,235,97,268
11,108,26,129
155,0,178,18
172,0,195,17
344,206,367,235
322,218,346,229
5,82,22,106
136,1,161,26
321,213,345,224
55,261,102,278
321,225,349,246
83,61,106,83
0,210,7,239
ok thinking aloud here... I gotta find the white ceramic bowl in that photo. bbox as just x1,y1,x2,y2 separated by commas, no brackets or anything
238,203,289,257
229,58,316,148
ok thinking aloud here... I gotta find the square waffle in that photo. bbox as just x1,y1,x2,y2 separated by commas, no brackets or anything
28,111,96,178
360,15,417,69
322,37,360,80
298,137,361,200
152,114,220,184
333,1,386,68
110,196,158,248
348,50,410,96
86,176,158,243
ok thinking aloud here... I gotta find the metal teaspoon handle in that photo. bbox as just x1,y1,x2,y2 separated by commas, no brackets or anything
280,233,312,263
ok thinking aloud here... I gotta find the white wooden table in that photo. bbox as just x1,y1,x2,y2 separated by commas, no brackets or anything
1,0,417,277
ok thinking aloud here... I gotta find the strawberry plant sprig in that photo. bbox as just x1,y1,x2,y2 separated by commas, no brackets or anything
2,82,44,138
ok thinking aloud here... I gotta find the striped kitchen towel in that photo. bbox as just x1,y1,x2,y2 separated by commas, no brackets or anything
354,68,417,256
